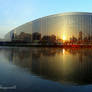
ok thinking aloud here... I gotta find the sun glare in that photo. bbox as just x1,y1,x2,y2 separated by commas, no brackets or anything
62,35,66,41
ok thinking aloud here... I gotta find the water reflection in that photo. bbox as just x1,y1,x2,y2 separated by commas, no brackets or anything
3,47,92,85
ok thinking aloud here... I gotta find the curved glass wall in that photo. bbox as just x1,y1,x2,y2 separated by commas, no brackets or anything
5,12,92,45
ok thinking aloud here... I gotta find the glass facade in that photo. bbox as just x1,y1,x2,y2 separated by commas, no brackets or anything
5,12,92,45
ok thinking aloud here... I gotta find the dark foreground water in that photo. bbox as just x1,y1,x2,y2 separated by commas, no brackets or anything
0,47,92,92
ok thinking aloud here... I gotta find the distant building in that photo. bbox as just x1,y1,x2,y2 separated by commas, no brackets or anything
50,35,56,43
70,36,77,43
14,32,32,42
78,32,82,41
41,35,50,43
11,32,14,41
32,32,41,42
56,39,63,45
4,12,92,44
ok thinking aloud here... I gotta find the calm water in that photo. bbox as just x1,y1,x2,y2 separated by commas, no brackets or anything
0,47,92,92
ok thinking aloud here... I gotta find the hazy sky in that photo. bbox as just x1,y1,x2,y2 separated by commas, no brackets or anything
0,0,92,38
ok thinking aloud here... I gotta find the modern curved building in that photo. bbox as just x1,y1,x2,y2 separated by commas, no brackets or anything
5,12,92,44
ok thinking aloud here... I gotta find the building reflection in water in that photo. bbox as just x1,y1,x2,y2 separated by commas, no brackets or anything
3,47,92,85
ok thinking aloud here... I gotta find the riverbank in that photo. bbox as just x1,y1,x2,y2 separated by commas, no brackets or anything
0,42,92,48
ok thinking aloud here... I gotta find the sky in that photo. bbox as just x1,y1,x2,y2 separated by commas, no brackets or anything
0,0,92,38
